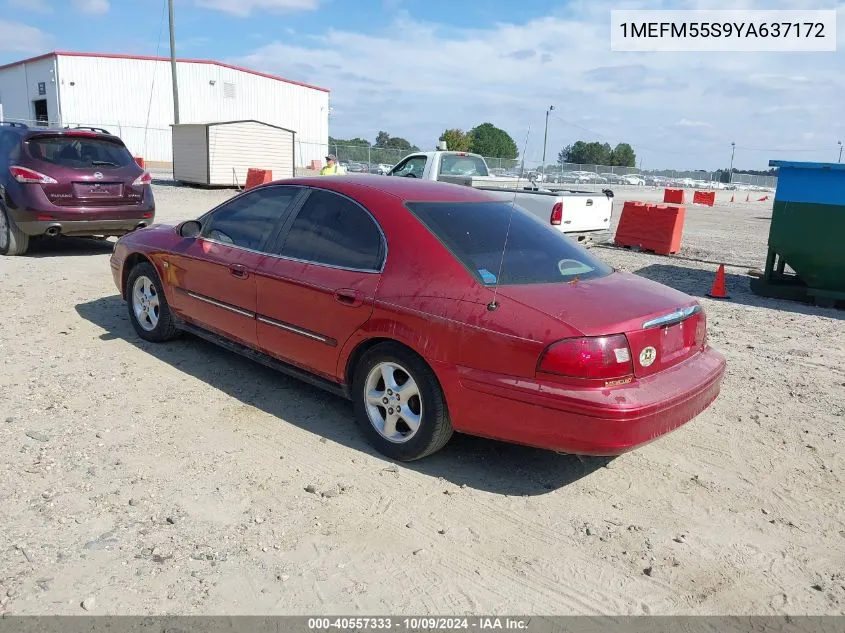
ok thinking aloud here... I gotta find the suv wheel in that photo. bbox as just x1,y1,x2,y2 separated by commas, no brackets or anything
0,202,30,256
352,343,453,461
126,262,180,342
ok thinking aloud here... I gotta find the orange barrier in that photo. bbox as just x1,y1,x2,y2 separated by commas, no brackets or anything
134,157,145,169
758,195,769,202
692,190,716,206
663,188,685,204
245,168,272,190
614,202,685,255
310,159,322,171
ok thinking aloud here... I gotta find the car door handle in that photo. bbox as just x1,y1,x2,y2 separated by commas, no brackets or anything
334,289,362,307
229,264,249,279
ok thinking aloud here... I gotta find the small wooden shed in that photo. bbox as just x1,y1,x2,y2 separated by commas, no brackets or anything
171,120,296,187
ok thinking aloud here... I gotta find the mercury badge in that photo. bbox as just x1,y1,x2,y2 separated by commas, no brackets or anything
93,172,104,180
639,346,657,367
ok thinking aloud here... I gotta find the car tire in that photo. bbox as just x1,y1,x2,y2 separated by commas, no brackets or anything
126,261,180,342
352,342,453,461
0,202,30,256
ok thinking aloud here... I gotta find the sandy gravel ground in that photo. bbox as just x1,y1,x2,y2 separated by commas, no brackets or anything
1,176,843,615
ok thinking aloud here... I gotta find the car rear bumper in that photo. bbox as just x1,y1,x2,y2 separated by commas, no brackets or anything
16,217,154,237
7,185,154,236
443,347,726,455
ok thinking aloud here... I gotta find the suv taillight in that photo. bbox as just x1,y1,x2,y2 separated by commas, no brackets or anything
10,165,58,184
550,202,563,225
132,172,152,186
538,334,634,381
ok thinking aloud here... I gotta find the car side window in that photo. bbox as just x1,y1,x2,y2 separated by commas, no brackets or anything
390,156,426,178
201,186,302,252
278,189,384,271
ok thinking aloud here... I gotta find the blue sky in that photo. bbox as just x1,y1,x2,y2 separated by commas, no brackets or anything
2,0,844,169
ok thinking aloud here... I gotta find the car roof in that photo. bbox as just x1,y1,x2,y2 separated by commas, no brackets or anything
279,175,502,203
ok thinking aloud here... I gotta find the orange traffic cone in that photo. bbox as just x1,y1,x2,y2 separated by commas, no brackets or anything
707,264,729,299
729,194,735,203
758,195,769,202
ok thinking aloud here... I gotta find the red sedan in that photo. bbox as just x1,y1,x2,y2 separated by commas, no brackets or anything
110,176,726,461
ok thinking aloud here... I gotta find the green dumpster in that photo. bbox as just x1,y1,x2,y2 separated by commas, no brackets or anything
750,160,845,308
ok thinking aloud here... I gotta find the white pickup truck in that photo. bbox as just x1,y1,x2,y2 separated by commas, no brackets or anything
387,150,614,245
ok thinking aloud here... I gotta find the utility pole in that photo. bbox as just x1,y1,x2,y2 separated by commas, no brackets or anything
542,105,555,172
168,0,180,124
838,140,842,163
729,141,735,184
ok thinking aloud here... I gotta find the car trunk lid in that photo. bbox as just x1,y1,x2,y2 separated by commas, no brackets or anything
25,133,145,207
494,271,706,377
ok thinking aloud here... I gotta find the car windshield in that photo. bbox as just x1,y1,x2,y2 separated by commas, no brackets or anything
26,135,134,168
407,201,613,285
438,154,489,177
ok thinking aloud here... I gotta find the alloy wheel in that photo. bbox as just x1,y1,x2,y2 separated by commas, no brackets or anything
364,361,423,443
132,275,160,332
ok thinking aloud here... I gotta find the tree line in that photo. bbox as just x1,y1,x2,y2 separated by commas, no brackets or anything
330,125,643,170
557,141,637,167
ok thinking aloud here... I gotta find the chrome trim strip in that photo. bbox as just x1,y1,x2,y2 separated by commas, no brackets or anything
257,315,334,345
642,304,700,330
185,291,255,318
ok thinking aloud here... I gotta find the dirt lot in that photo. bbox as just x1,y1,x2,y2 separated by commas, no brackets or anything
1,177,843,615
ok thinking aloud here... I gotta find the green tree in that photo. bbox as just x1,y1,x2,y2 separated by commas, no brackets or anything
610,143,636,167
439,128,473,152
383,136,416,150
374,131,391,148
559,140,624,166
468,122,518,159
557,145,573,164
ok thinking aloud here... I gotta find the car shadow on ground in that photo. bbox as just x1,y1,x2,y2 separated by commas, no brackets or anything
635,263,845,318
75,295,611,496
25,236,115,258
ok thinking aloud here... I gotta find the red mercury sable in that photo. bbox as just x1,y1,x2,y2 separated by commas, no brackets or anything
109,176,726,461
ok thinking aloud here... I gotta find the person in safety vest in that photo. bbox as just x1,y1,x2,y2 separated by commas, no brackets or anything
320,154,346,175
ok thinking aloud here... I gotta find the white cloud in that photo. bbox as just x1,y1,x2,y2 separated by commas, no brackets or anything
73,0,109,15
0,20,52,53
8,0,52,13
232,0,845,169
195,0,318,17
676,119,713,128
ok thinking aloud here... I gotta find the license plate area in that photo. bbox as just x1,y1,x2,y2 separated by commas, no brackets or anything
73,182,123,197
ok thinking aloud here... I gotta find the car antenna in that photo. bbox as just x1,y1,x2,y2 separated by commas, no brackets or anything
487,125,531,312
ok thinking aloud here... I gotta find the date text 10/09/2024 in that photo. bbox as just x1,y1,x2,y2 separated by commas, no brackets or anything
619,21,826,39
307,617,531,630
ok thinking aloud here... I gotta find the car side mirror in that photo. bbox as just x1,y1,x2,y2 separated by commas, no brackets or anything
178,220,202,238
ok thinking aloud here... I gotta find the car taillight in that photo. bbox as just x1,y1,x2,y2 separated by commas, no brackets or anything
538,334,634,381
550,202,563,225
132,172,152,186
10,165,58,184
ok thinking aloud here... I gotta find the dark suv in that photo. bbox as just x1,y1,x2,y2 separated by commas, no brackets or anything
0,122,155,256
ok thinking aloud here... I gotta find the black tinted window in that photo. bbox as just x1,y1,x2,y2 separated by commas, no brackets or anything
407,201,613,285
204,186,301,251
279,189,383,270
27,136,135,168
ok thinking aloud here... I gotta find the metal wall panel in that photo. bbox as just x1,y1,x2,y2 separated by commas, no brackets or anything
0,55,60,125
55,55,328,165
207,121,294,185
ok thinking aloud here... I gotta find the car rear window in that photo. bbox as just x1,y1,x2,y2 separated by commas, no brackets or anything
437,154,489,177
26,135,134,169
407,201,613,286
